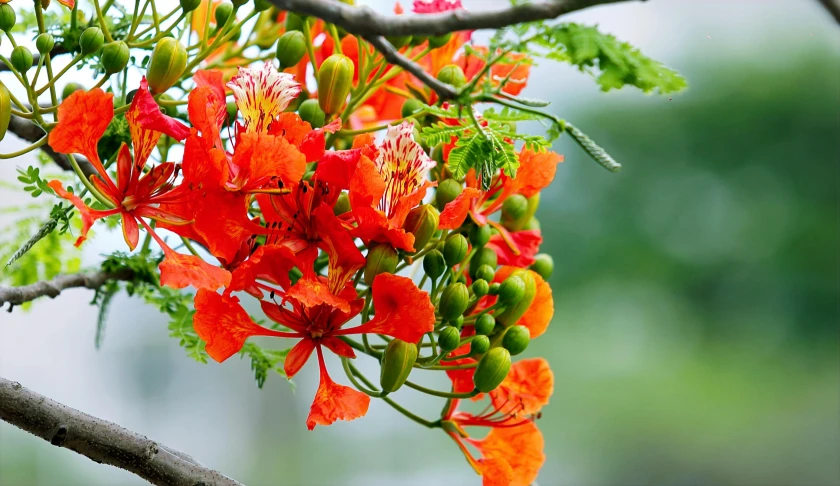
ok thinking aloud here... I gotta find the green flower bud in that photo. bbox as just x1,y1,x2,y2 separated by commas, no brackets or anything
439,282,469,322
62,83,84,100
276,30,306,69
423,250,446,280
401,98,424,119
404,204,439,254
0,4,16,32
438,326,460,352
502,325,530,355
475,265,495,283
469,224,492,248
489,282,501,295
523,216,540,231
495,269,537,327
298,98,326,128
474,313,495,335
379,339,418,393
471,335,490,355
285,12,306,32
431,143,445,165
214,2,234,25
100,41,129,74
333,191,351,216
0,82,11,142
498,275,525,303
318,54,354,115
472,279,489,298
443,234,468,267
364,244,398,286
35,33,54,55
529,253,554,280
180,0,201,13
469,247,497,279
453,315,464,329
473,348,511,393
253,0,272,11
428,32,452,49
501,193,528,228
409,35,427,47
146,38,187,94
435,178,462,210
10,46,33,73
79,27,105,55
387,35,412,49
437,64,466,89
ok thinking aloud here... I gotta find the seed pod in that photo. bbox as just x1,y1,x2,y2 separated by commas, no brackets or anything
285,12,305,32
62,83,84,100
469,224,492,248
474,313,495,335
471,335,490,355
428,32,452,49
443,234,468,267
401,98,424,119
10,46,33,73
364,244,398,286
146,38,187,94
180,0,201,12
0,4,15,32
439,282,469,322
452,315,464,329
404,204,439,254
498,275,525,303
379,339,418,393
529,253,554,280
35,33,54,55
469,247,497,279
276,31,306,69
437,64,466,89
502,325,530,355
473,348,511,393
488,282,501,295
100,41,129,74
423,250,446,280
318,54,354,114
495,269,537,327
0,82,11,142
472,279,490,298
474,265,495,283
214,2,234,25
79,27,104,55
298,98,325,128
435,178,462,210
387,35,412,49
438,326,460,352
333,191,351,216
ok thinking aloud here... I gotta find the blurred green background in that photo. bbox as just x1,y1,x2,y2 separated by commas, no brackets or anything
1,0,838,485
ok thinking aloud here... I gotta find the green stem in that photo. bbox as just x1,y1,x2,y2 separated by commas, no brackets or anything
347,362,439,428
403,380,479,399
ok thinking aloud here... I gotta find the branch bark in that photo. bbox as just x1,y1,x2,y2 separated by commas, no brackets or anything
817,0,840,23
0,376,245,486
268,0,638,37
363,35,459,100
6,116,98,179
0,269,135,309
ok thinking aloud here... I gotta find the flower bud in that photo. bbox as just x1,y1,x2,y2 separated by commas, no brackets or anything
180,0,201,12
468,224,492,248
474,313,495,335
146,38,187,94
232,0,248,8
10,46,33,73
423,250,446,280
318,54,354,115
0,82,11,142
474,264,494,283
489,282,501,295
214,2,234,25
386,35,412,49
0,4,16,32
404,204,439,254
472,279,489,298
379,339,418,393
439,282,469,322
435,178,462,210
35,33,54,55
529,253,554,280
471,335,490,355
364,244,398,286
500,193,528,229
401,98,424,119
62,83,84,100
79,27,104,55
428,32,453,49
431,143,445,165
438,326,460,352
333,191,350,216
253,0,272,11
473,348,511,393
524,216,540,230
453,315,464,329
276,31,306,69
498,275,525,303
437,64,466,89
100,41,129,74
502,325,530,355
469,247,497,279
298,98,326,128
495,269,537,327
443,234,468,267
285,12,306,32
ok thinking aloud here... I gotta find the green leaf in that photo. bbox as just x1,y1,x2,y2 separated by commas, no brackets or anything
421,121,468,147
240,343,292,389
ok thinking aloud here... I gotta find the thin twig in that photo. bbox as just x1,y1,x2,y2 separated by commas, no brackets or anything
363,35,458,100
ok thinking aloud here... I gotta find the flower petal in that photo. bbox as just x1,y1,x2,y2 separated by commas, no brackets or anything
159,250,232,291
374,121,435,218
284,338,316,378
48,88,114,180
47,180,120,247
230,132,306,191
227,62,301,133
312,204,365,294
487,229,542,268
440,187,481,230
306,348,370,430
229,244,299,296
343,273,435,343
475,422,545,486
493,267,554,338
490,358,554,416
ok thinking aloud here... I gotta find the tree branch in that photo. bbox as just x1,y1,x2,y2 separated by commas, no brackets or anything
6,116,98,179
363,35,458,100
0,376,245,486
817,0,840,24
0,269,136,309
268,0,639,37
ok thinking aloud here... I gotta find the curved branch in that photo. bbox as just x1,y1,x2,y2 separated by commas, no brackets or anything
363,35,458,100
0,376,245,486
268,0,638,37
5,116,98,179
0,269,136,309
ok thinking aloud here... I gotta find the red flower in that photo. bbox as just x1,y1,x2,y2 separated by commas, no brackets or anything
455,46,532,96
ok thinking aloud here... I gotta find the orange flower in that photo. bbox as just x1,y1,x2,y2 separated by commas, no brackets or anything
455,46,532,96
490,267,554,338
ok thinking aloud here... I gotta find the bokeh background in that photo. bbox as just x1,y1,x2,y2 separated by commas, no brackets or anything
1,0,839,485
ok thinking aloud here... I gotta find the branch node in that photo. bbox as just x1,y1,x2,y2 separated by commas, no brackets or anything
50,425,68,446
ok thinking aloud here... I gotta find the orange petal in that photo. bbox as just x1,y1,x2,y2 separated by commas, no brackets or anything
47,180,120,247
478,457,514,486
349,155,385,209
187,86,226,148
494,267,553,338
475,422,545,486
48,88,114,179
284,338,316,378
312,204,365,294
231,132,306,190
490,358,554,416
344,273,434,343
312,149,363,191
159,250,232,291
486,229,542,268
228,244,298,296
514,149,562,198
306,348,370,430
286,277,352,314
439,187,481,230
192,190,265,263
